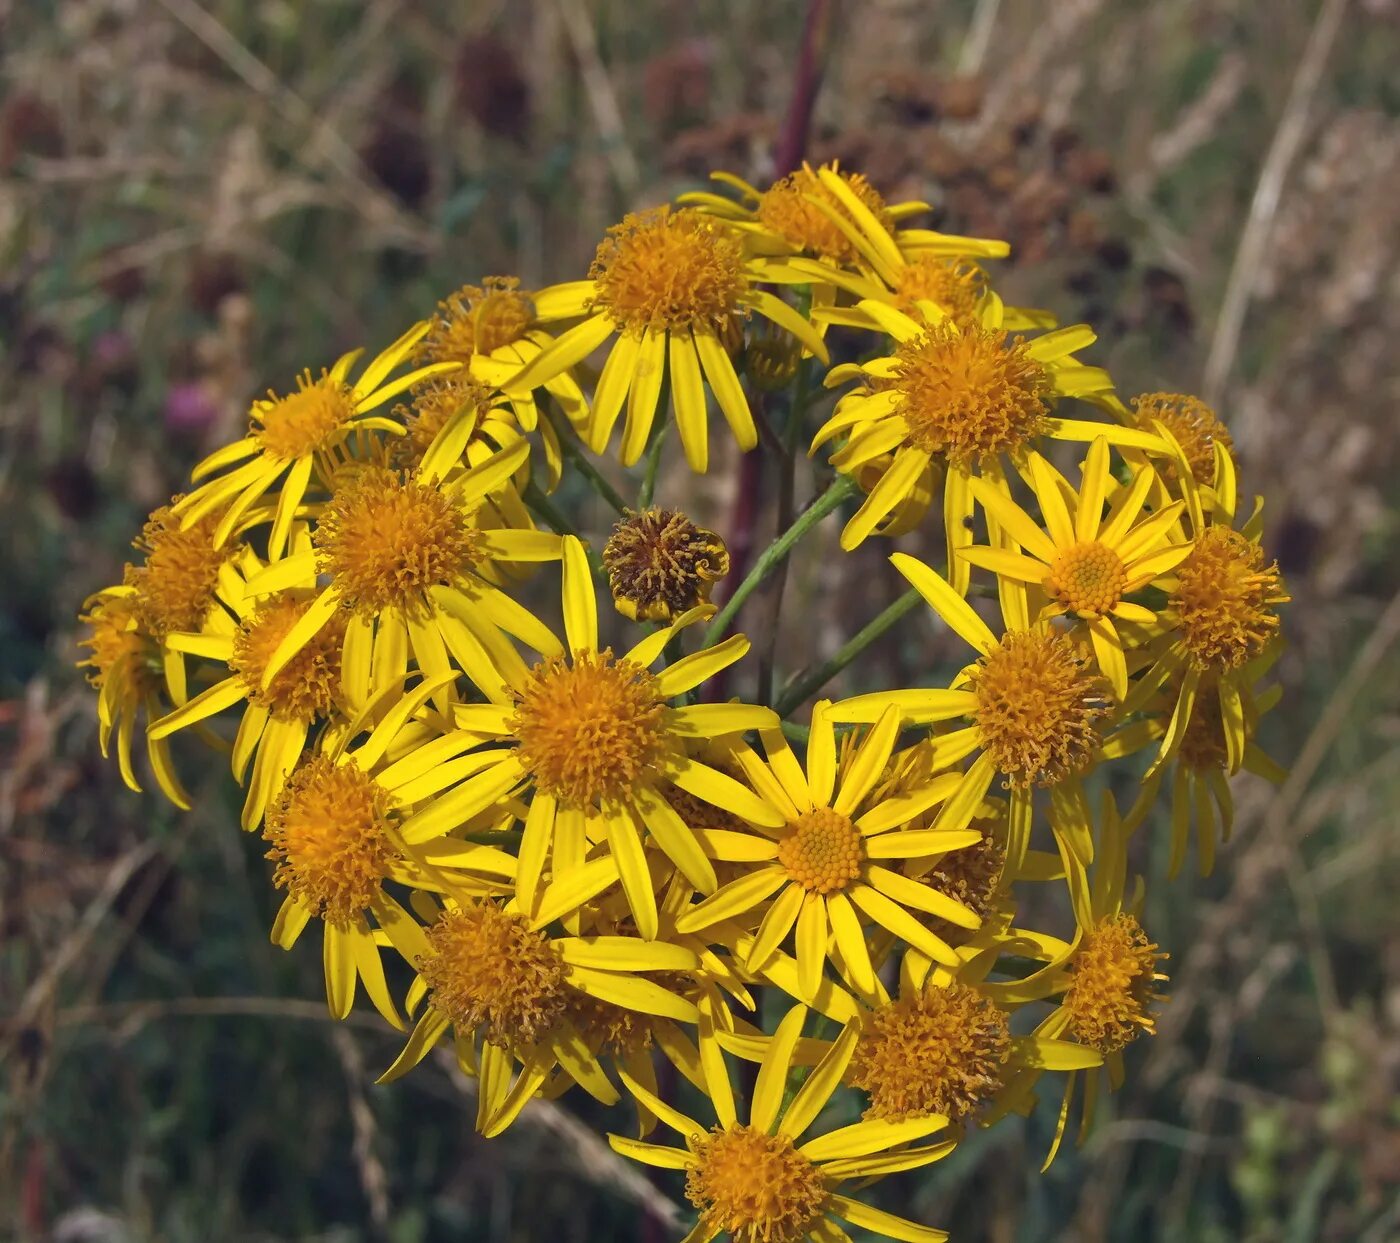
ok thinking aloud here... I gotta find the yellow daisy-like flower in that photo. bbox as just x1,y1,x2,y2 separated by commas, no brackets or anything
403,537,779,939
232,439,563,714
78,587,190,808
502,206,829,472
958,438,1194,699
811,297,1160,568
1124,469,1289,781
986,794,1167,1167
1129,392,1235,490
378,895,700,1137
174,322,458,559
261,730,522,1031
830,553,1115,867
123,499,240,641
673,703,986,1004
611,1002,956,1243
419,275,588,437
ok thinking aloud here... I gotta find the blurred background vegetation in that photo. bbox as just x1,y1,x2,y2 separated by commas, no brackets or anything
3,0,1400,1239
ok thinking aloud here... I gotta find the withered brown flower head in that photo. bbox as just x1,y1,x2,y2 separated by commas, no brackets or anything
602,507,730,622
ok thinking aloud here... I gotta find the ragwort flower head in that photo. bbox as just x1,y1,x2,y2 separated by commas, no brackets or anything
602,507,729,622
418,277,536,363
1131,391,1234,487
1171,526,1287,673
756,163,893,265
1065,913,1168,1053
124,501,234,638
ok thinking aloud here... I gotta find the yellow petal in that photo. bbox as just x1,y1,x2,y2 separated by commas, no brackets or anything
890,553,997,654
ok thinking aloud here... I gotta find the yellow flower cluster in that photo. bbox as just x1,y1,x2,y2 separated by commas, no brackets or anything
80,161,1288,1243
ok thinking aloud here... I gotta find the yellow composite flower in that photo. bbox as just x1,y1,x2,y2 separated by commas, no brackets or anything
259,721,525,1031
982,793,1167,1168
672,703,987,1005
378,894,701,1137
958,438,1194,699
403,537,780,940
810,297,1161,569
233,438,564,714
1120,470,1289,780
829,553,1116,868
173,322,458,559
78,587,190,808
680,161,1002,279
501,205,830,472
612,1002,957,1243
418,275,589,441
1106,665,1285,877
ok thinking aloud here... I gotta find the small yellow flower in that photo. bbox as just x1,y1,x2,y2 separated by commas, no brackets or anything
959,438,1195,698
602,507,730,621
78,588,190,808
175,323,457,559
611,1003,957,1243
124,500,238,640
673,703,985,1004
503,206,829,472
1130,391,1235,489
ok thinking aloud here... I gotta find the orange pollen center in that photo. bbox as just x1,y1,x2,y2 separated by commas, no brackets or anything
254,370,358,460
263,755,399,925
1178,691,1229,772
1045,541,1126,616
851,980,1013,1122
229,592,347,721
922,825,1007,944
756,164,891,264
777,807,865,894
894,255,986,324
510,649,671,808
1066,913,1168,1053
313,466,482,615
1131,392,1234,486
418,277,535,363
1171,526,1287,672
685,1125,828,1243
419,902,568,1047
587,206,748,334
124,503,234,639
393,375,494,469
971,629,1112,787
602,507,730,623
893,324,1053,466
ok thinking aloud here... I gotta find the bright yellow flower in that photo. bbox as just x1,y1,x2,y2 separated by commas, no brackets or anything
811,298,1161,570
260,723,523,1031
175,323,457,559
830,554,1115,868
379,894,700,1136
959,438,1194,698
672,703,986,1005
403,537,779,939
612,1003,957,1243
502,206,829,472
78,587,190,808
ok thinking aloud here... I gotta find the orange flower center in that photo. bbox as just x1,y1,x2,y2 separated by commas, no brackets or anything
894,255,986,324
1131,392,1234,486
253,370,358,460
124,502,235,639
757,164,891,264
685,1125,828,1243
419,901,568,1047
1045,540,1126,617
893,324,1052,466
263,755,399,925
851,980,1012,1122
1065,913,1168,1053
1171,527,1287,673
588,207,747,334
511,650,671,808
777,807,865,894
79,593,158,693
314,466,483,615
971,630,1112,787
417,276,535,362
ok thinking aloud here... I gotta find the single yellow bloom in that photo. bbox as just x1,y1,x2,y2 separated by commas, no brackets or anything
174,322,458,559
611,1002,957,1243
502,206,830,472
959,438,1195,699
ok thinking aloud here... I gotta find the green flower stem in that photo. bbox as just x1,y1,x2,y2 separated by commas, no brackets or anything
774,587,923,717
636,394,670,511
541,404,628,516
701,473,857,649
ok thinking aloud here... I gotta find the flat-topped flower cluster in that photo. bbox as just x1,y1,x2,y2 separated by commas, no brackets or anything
81,162,1288,1243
